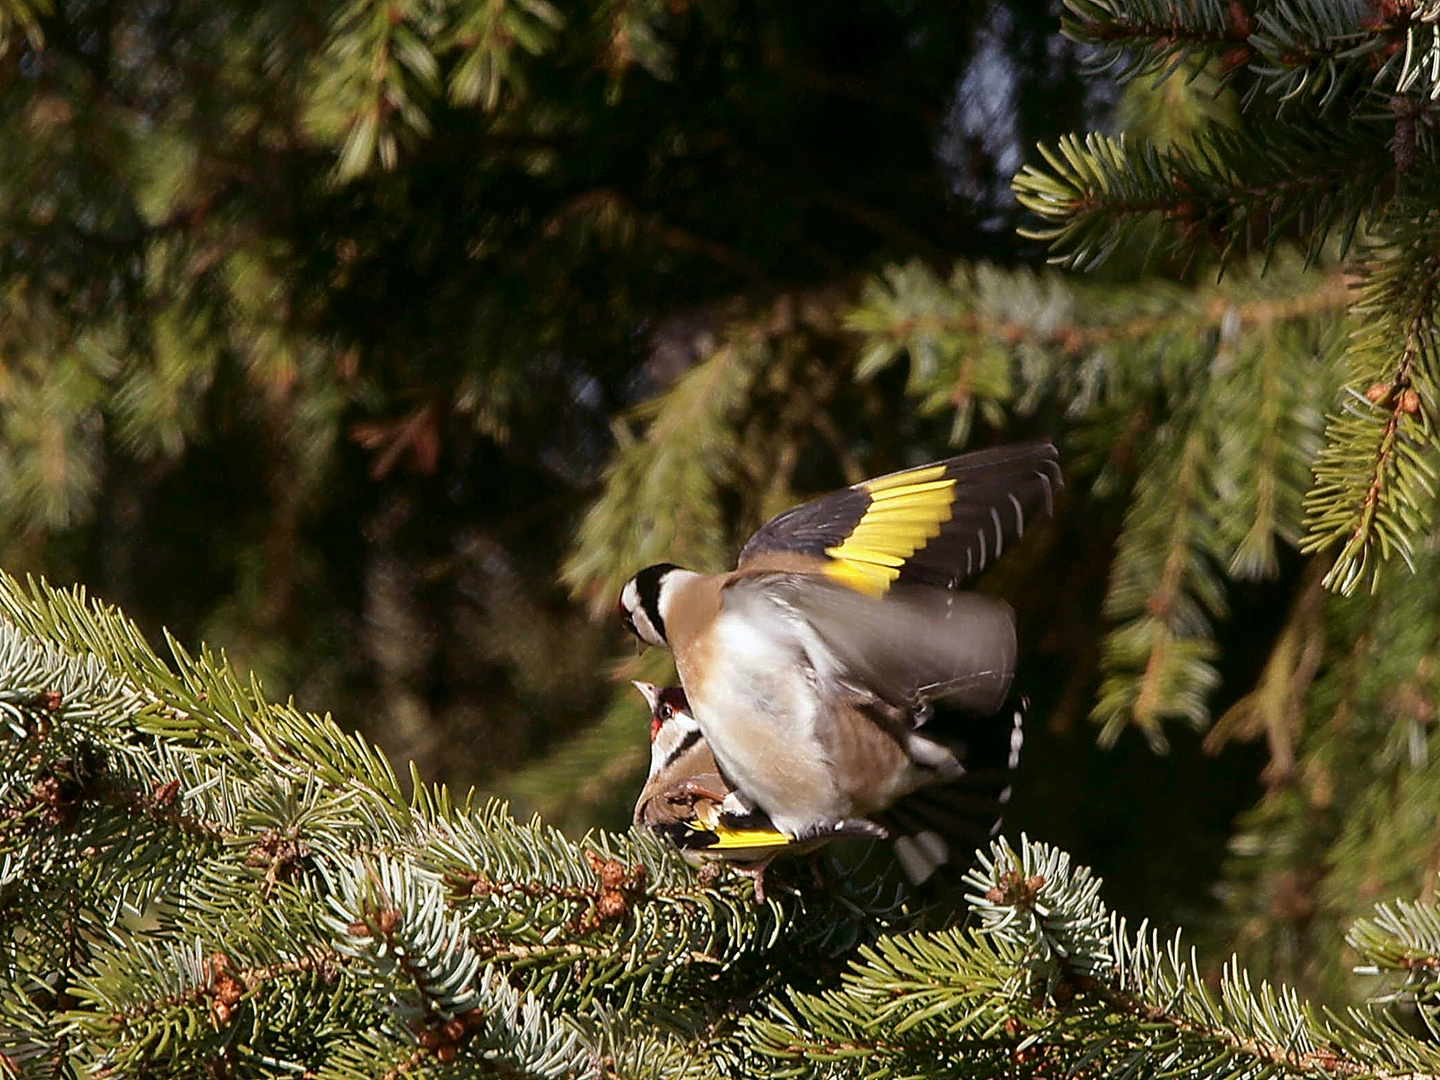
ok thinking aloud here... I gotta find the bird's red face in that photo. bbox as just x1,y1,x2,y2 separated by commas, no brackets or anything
633,681,702,783
649,686,689,743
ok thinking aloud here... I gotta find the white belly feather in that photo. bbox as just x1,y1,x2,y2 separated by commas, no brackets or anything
680,610,847,836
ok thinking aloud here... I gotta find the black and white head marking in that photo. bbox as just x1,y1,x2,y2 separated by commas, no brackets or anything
619,563,679,647
634,682,703,779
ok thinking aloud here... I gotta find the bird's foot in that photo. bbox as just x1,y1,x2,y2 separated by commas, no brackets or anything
747,865,768,905
671,779,731,805
723,860,775,904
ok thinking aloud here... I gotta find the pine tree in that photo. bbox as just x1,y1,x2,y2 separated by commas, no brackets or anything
0,0,1028,791
553,0,1440,1020
7,571,1440,1078
8,0,1440,1072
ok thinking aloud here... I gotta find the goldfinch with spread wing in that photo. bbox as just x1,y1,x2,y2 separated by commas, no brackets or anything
618,438,1058,844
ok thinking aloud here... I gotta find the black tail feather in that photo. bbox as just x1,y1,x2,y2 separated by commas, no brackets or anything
878,695,1027,885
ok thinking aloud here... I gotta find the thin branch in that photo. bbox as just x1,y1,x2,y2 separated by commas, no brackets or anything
874,271,1354,356
1322,251,1440,591
1091,979,1440,1080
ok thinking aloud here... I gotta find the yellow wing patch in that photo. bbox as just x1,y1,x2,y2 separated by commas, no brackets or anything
863,463,947,493
685,819,793,851
823,466,956,597
691,805,792,850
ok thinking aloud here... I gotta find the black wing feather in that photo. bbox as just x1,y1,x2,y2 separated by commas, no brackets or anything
876,696,1028,884
737,438,1061,589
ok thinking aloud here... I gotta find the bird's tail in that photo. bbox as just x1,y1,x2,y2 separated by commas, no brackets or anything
877,695,1027,886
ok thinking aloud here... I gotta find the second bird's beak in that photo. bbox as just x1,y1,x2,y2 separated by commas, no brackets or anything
631,681,660,711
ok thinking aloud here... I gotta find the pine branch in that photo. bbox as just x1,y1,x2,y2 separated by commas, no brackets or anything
1063,0,1397,115
0,333,113,534
304,0,565,181
574,1008,737,1080
849,258,1351,397
1302,224,1440,594
1214,547,1440,999
593,0,679,85
745,836,1440,1080
1093,421,1225,749
1062,0,1249,82
1368,6,1440,110
10,566,1440,1077
111,303,220,461
305,0,445,180
1213,317,1342,580
0,571,894,1076
1351,898,1440,997
1247,0,1379,107
444,0,565,109
1015,123,1393,272
847,262,1017,443
1202,554,1332,782
1014,133,1183,272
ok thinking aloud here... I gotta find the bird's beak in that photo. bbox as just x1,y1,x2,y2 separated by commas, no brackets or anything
631,681,660,711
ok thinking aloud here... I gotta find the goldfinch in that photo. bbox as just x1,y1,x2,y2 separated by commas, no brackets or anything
618,439,1058,843
631,681,1026,889
631,681,795,893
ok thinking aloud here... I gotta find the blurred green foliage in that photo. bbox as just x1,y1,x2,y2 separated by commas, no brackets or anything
5,0,1440,1012
0,0,1077,788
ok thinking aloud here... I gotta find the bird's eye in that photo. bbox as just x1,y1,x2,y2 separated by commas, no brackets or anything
659,704,674,721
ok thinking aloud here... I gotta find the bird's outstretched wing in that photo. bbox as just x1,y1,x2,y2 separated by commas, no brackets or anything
722,574,1016,715
736,439,1061,598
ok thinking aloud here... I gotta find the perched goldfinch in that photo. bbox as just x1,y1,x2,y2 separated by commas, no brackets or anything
631,681,795,893
631,681,1026,890
618,439,1058,844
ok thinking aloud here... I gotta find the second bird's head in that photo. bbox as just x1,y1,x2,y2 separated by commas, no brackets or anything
631,680,701,777
618,563,684,647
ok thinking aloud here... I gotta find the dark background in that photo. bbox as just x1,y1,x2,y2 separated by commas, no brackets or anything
0,0,1271,953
